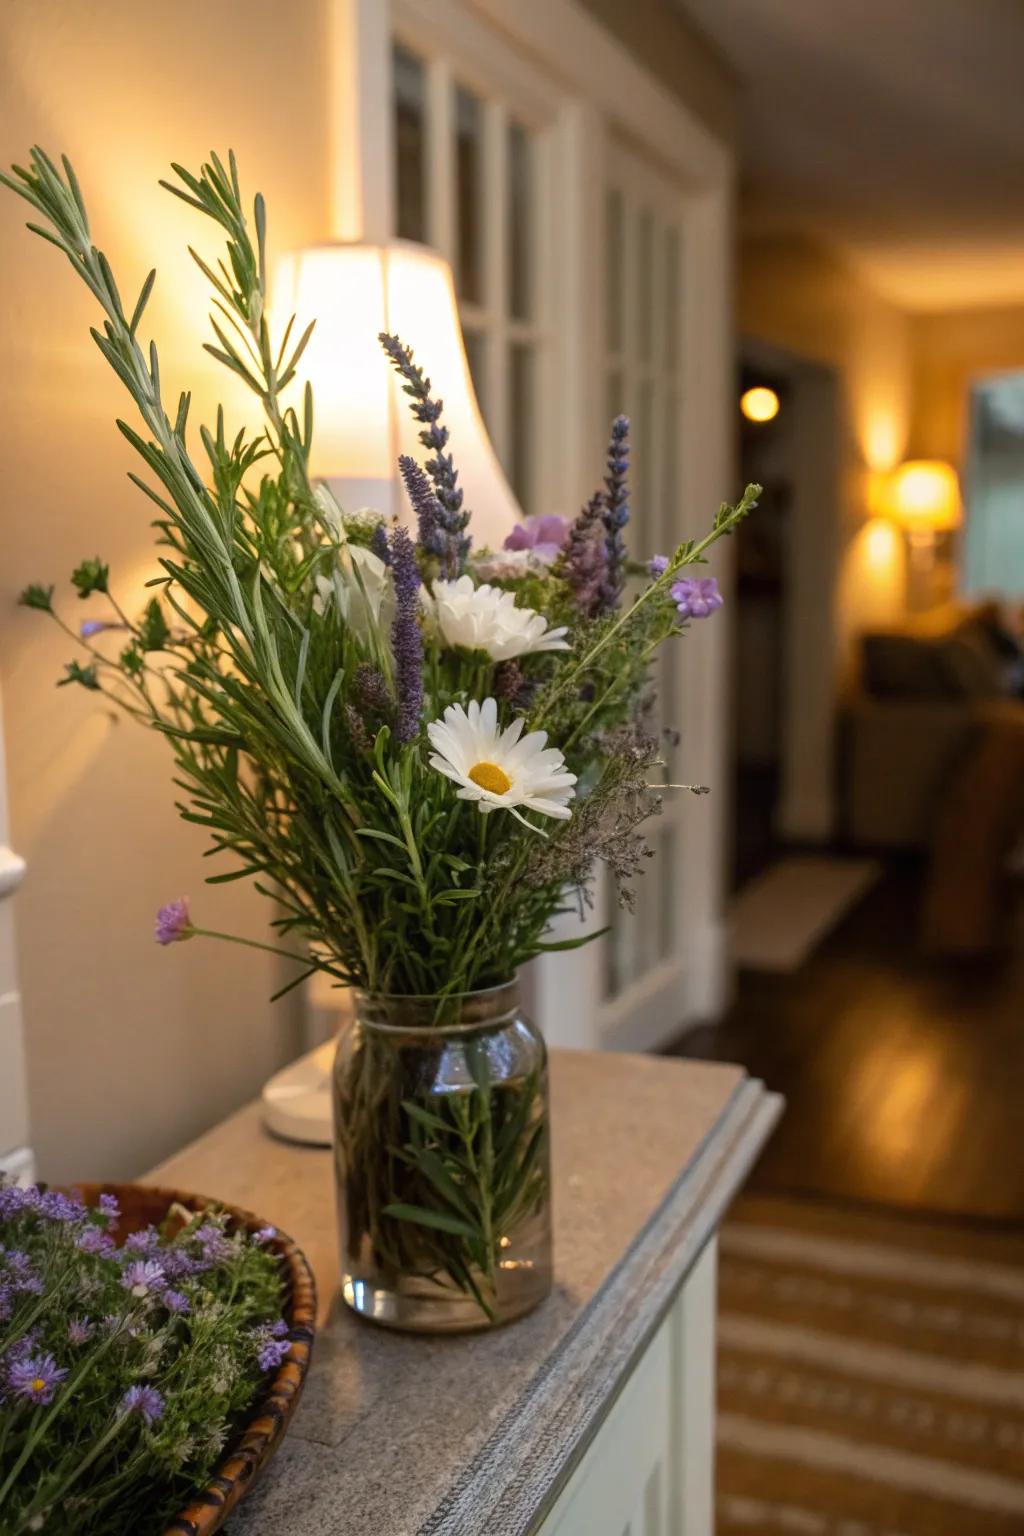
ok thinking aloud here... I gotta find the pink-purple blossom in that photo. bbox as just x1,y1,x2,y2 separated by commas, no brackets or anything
649,555,669,577
503,514,570,563
121,1259,166,1298
670,576,723,620
162,1288,190,1315
120,1384,165,1425
154,898,192,946
67,1318,93,1345
8,1352,67,1405
76,1225,115,1258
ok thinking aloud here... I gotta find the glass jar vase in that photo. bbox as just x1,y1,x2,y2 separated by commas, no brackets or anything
332,978,552,1333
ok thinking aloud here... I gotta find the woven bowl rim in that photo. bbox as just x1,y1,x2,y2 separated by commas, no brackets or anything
72,1181,317,1536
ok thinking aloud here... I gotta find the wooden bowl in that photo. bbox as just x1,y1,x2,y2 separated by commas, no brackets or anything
75,1182,316,1536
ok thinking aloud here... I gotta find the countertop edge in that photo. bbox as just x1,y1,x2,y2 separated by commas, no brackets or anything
420,1077,783,1536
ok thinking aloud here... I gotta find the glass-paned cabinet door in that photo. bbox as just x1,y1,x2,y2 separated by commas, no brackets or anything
389,36,550,513
601,138,689,1046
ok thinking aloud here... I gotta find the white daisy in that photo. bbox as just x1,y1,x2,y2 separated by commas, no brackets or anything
427,698,577,830
429,575,569,662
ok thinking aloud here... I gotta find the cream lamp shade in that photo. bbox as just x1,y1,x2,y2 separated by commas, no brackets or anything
272,240,521,550
884,460,961,535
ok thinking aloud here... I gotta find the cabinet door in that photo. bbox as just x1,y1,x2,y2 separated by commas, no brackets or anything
539,1240,717,1536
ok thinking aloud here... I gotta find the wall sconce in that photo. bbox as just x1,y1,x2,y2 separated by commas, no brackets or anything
883,460,961,557
273,240,520,547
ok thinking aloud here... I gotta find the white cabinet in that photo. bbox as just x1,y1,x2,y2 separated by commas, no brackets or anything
539,1241,717,1536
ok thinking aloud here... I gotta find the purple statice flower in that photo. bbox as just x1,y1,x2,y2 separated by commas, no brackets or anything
670,576,723,620
76,1225,115,1258
398,453,448,566
67,1318,93,1346
381,337,471,573
559,493,608,615
504,514,570,564
124,1226,160,1256
193,1223,231,1264
8,1352,67,1406
648,555,669,578
38,1190,86,1223
162,1288,190,1315
121,1259,166,1299
154,898,192,946
388,526,424,745
120,1383,165,1425
598,415,630,609
252,1226,277,1246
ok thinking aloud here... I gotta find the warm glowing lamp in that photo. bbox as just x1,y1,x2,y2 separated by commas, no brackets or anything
272,240,520,547
884,460,961,539
740,385,780,424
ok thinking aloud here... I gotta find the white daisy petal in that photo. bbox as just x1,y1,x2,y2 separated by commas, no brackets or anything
431,577,572,662
425,698,576,829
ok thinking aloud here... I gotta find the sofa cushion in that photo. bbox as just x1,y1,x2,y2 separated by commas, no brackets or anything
861,633,953,699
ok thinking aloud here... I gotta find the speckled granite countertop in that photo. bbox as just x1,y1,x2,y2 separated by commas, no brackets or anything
147,1050,780,1536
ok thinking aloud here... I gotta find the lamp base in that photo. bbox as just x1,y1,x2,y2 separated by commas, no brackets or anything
261,1041,334,1147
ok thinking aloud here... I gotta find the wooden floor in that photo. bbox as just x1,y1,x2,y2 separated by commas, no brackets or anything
670,862,1024,1222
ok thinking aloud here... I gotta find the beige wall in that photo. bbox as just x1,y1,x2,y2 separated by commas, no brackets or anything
0,1,333,1181
911,303,1024,466
739,234,913,662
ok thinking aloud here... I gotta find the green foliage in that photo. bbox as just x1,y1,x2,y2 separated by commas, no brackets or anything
17,584,53,613
70,557,109,598
56,660,100,692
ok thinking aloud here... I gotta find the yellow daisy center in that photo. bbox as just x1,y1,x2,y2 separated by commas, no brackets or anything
468,760,513,796
31,1377,46,1393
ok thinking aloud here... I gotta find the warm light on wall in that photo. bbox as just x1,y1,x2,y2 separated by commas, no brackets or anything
272,240,520,547
740,385,780,423
883,460,961,535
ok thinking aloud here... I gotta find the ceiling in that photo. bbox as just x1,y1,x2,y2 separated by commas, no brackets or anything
673,0,1024,312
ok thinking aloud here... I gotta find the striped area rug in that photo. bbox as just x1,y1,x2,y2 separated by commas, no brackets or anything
717,1195,1024,1536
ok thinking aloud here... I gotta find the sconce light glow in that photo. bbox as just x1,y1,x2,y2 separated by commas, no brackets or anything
884,460,961,534
740,386,780,424
272,240,520,548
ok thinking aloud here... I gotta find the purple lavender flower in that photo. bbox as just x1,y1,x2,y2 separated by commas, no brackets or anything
154,898,192,946
398,454,449,566
121,1259,166,1298
120,1384,165,1425
67,1318,93,1346
388,526,424,745
599,415,630,609
381,337,471,573
670,576,723,620
8,1352,67,1406
504,514,570,563
370,521,391,565
162,1288,190,1315
559,493,608,615
252,1226,277,1246
76,1225,115,1258
648,555,669,578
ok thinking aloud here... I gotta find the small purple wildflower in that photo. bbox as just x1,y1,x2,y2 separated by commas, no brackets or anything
0,1185,38,1220
258,1338,291,1372
162,1288,190,1315
124,1227,161,1256
76,1225,115,1258
155,898,192,946
4,1251,42,1294
670,576,723,620
98,1192,120,1221
8,1352,67,1406
193,1224,231,1264
38,1190,86,1223
80,618,127,639
504,514,570,564
648,555,669,578
252,1227,277,1246
121,1259,166,1298
162,1247,202,1282
67,1318,93,1346
120,1384,165,1425
388,526,424,745
0,1283,12,1323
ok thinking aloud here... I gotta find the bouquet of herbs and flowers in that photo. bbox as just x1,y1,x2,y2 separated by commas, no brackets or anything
0,1182,289,1535
4,147,758,1330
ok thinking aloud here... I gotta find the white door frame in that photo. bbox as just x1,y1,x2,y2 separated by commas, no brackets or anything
328,0,735,1049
